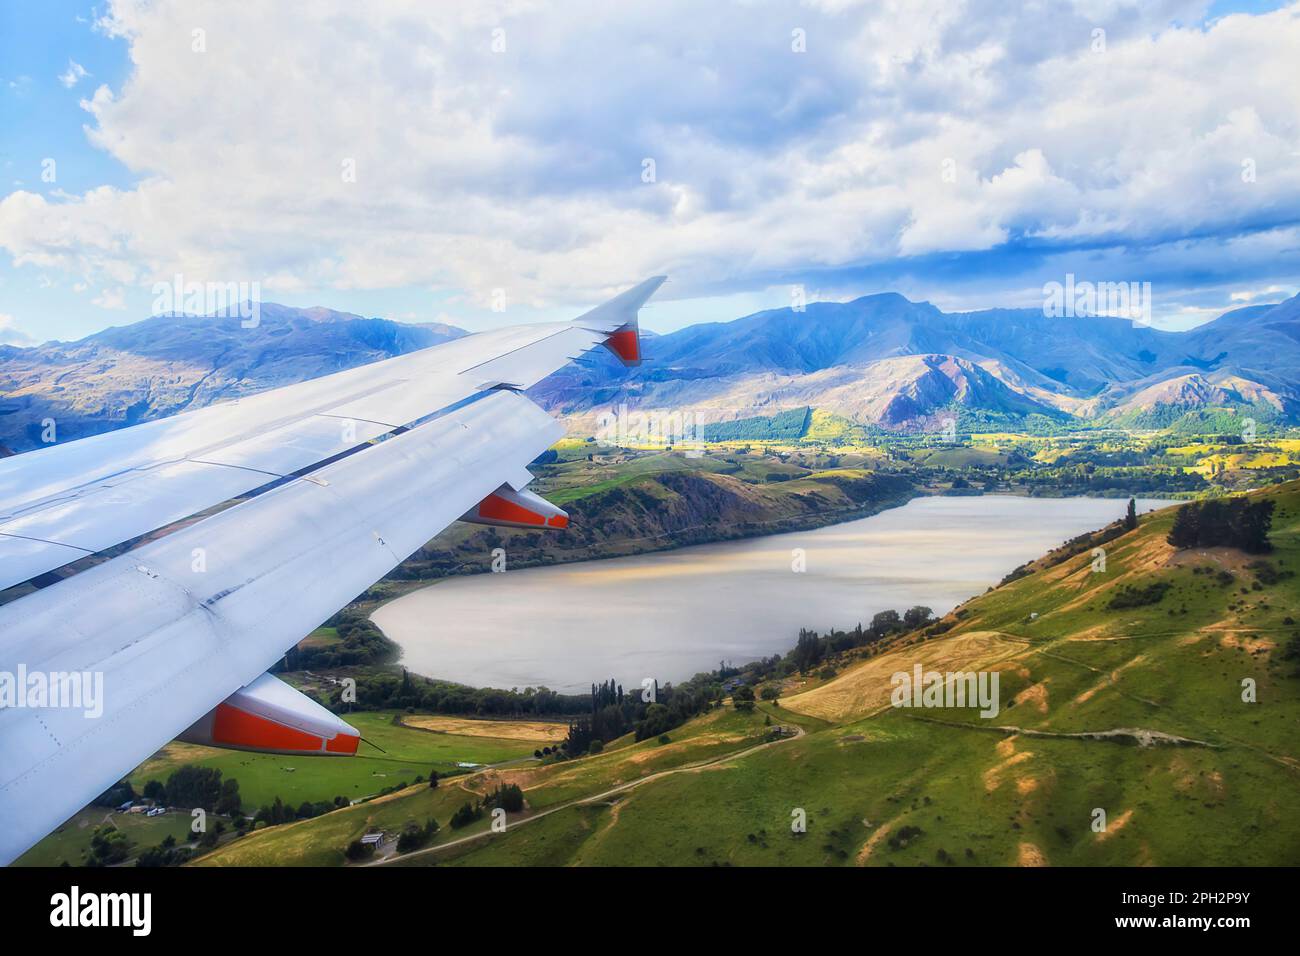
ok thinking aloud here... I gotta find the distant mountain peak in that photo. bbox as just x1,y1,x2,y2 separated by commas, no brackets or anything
0,303,467,451
530,290,1300,431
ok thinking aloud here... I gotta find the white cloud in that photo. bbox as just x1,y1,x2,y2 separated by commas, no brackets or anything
0,313,35,345
2,0,1298,313
57,60,90,88
92,287,126,310
1230,284,1294,303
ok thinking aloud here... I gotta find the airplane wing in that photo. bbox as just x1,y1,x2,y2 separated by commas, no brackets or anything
0,275,666,865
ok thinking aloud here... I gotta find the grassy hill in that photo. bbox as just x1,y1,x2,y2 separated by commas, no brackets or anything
192,482,1300,866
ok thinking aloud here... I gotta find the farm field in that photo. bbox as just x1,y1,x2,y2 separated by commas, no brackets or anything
128,712,553,811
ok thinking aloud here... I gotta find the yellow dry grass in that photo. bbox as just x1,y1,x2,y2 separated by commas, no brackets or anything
1017,842,1048,866
1074,654,1147,704
1014,679,1050,713
401,715,568,742
1096,809,1134,842
855,820,895,865
781,631,1026,722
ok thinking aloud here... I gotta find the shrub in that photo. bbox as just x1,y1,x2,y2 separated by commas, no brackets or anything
395,818,439,853
1108,581,1172,610
450,802,483,829
345,839,376,861
484,784,525,814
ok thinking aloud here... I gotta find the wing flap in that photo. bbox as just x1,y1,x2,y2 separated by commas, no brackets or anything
0,534,90,589
0,460,272,556
190,413,392,473
179,673,360,756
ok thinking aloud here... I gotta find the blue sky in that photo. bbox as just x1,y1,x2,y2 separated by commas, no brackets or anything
2,0,1298,345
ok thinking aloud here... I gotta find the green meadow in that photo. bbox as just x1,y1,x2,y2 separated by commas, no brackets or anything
129,711,547,811
16,806,197,868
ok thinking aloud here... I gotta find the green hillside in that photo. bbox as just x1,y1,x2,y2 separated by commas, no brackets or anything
196,482,1300,867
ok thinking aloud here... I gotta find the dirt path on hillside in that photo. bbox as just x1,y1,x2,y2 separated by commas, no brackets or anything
366,722,806,866
901,713,1217,748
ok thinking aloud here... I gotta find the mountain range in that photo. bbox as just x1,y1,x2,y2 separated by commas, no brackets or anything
538,291,1300,435
2,292,1297,453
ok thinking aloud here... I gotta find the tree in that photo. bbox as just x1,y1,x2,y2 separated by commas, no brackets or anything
870,609,903,635
143,779,166,803
485,784,525,813
733,685,756,712
345,839,375,861
634,702,674,741
564,716,595,756
88,826,130,865
256,796,293,826
93,778,137,809
163,765,228,811
903,606,934,630
1168,497,1274,553
791,629,824,672
216,778,242,817
450,802,482,829
1168,501,1199,548
427,770,439,789
396,818,439,853
1125,497,1138,531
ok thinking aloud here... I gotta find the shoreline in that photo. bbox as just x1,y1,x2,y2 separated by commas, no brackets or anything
371,492,1176,690
368,486,1174,608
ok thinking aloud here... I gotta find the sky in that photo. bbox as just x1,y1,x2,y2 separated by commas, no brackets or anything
0,0,1297,346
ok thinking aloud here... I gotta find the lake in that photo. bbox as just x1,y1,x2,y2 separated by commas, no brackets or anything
372,495,1173,693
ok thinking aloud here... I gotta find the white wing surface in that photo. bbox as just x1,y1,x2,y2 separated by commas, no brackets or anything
0,276,665,864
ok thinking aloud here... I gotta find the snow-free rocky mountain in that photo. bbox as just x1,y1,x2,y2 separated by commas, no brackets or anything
0,305,463,451
532,291,1300,434
2,292,1297,452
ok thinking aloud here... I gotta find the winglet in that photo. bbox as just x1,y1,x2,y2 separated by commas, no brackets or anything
571,275,667,368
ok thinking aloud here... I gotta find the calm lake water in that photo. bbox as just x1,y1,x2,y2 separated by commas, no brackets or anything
373,495,1173,693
